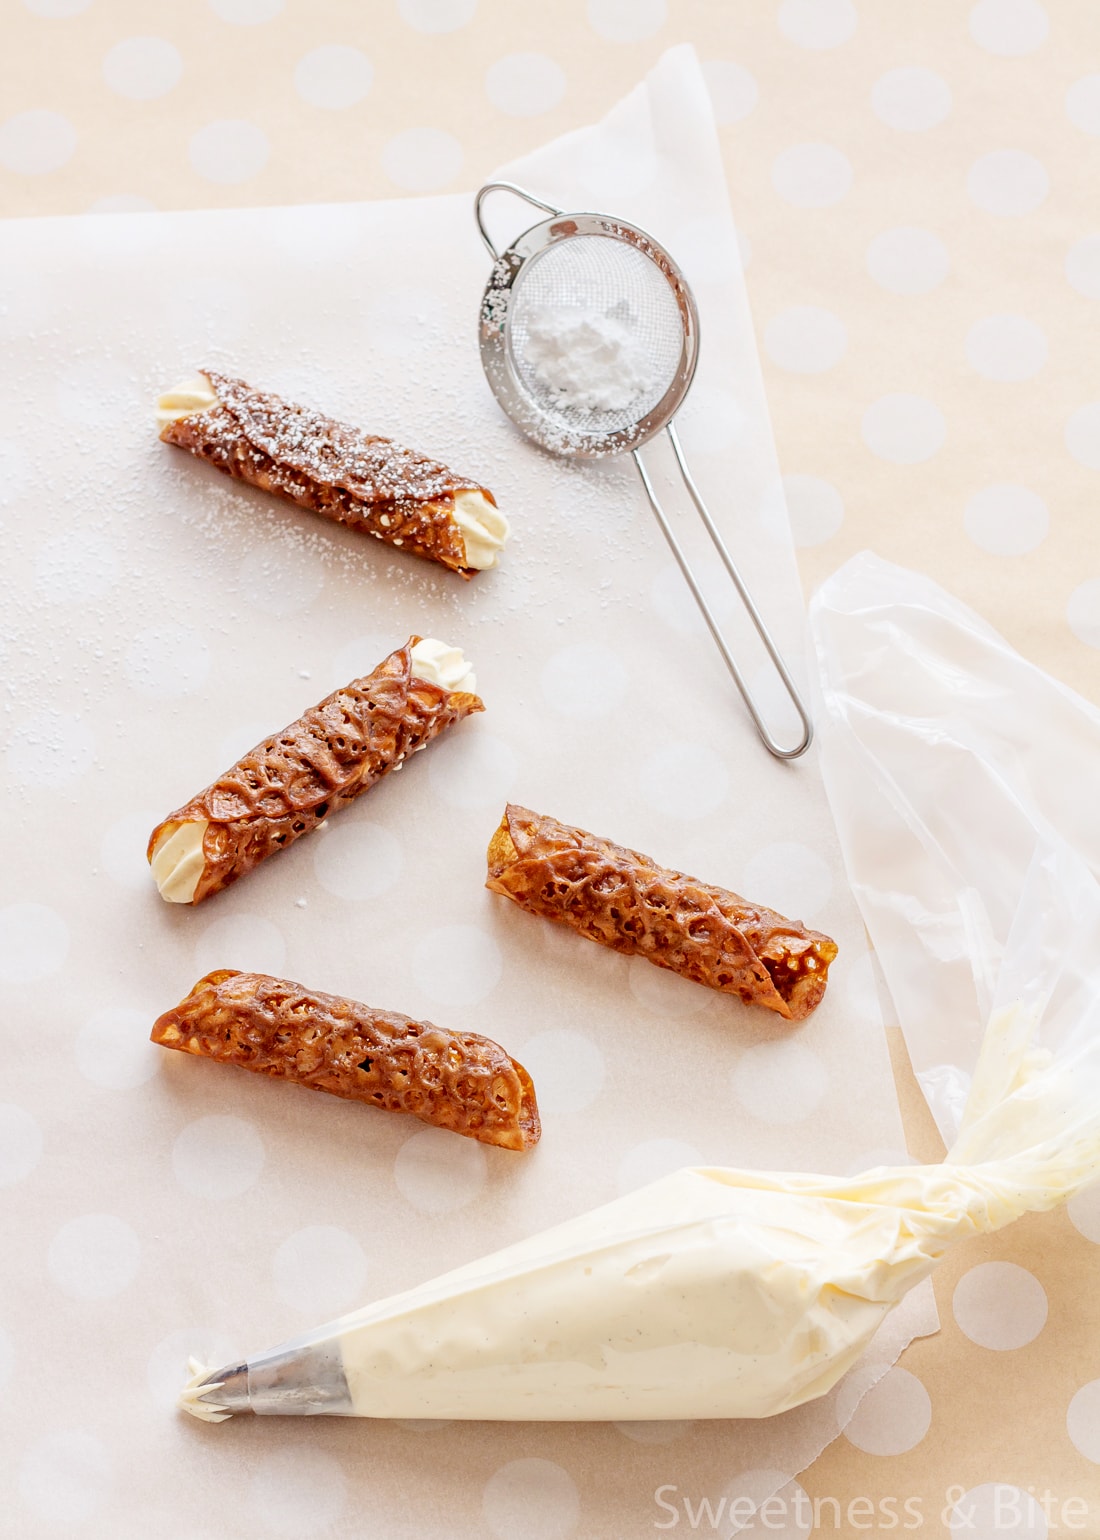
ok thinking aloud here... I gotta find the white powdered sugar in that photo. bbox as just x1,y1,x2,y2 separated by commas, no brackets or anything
522,301,660,414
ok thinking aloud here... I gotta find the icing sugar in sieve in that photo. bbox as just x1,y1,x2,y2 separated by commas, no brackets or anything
475,181,812,760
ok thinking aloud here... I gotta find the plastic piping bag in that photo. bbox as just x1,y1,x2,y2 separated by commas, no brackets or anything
181,552,1100,1424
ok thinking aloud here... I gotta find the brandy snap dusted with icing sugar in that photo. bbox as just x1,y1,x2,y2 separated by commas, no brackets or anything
152,970,540,1152
486,805,837,1021
148,637,480,905
156,370,508,576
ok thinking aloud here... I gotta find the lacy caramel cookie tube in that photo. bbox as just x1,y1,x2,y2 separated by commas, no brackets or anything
152,970,540,1152
156,370,508,577
149,637,480,905
486,804,837,1021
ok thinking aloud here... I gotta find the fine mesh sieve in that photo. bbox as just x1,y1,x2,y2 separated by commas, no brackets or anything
475,181,812,760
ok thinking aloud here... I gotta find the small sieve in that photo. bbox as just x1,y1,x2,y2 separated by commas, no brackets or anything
475,181,812,760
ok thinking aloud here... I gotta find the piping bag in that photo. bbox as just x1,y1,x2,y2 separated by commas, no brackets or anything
181,553,1100,1424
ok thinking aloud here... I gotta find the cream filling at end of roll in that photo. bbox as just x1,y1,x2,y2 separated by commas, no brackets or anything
149,819,209,903
454,489,509,570
409,638,477,696
156,375,220,427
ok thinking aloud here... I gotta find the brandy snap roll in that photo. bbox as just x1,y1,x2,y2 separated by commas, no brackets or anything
149,637,480,905
486,805,838,1022
152,970,541,1151
156,370,508,577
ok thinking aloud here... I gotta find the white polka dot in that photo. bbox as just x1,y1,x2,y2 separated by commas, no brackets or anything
639,741,728,818
1067,233,1100,298
948,1484,1048,1538
0,109,76,175
764,306,847,374
273,1225,369,1315
18,1430,110,1526
311,821,404,902
731,1041,829,1125
88,193,157,213
964,483,1049,555
722,1472,811,1537
172,1115,265,1201
100,809,160,890
48,1214,141,1299
0,1104,43,1187
862,393,946,463
952,1260,1047,1348
366,286,448,356
540,643,629,718
34,528,120,604
1067,1180,1100,1241
147,1327,238,1409
778,0,856,49
617,1136,702,1194
194,913,287,978
586,0,665,42
102,37,183,100
740,841,833,920
125,621,210,697
410,923,501,1007
0,902,69,983
969,0,1049,55
393,1125,487,1213
381,127,463,192
967,149,1049,216
836,1365,931,1454
517,1029,605,1115
483,1458,580,1540
1067,74,1100,135
485,52,566,117
0,1323,13,1393
249,1449,347,1537
614,1418,694,1443
397,0,476,30
208,0,283,21
1066,578,1100,647
237,542,325,617
6,708,95,790
189,119,269,184
965,313,1047,380
1066,403,1100,469
771,143,853,208
21,0,90,13
293,45,373,109
778,474,844,547
427,731,517,811
866,226,950,294
871,65,952,131
627,955,716,1018
1067,1378,1100,1462
75,1007,161,1091
701,60,758,124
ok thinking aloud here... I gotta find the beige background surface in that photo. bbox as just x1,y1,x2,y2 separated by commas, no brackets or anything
2,0,1099,1533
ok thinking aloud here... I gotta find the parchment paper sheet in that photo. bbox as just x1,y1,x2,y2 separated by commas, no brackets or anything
0,46,934,1540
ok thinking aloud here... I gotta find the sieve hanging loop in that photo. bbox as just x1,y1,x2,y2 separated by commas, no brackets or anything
474,180,813,761
475,182,563,262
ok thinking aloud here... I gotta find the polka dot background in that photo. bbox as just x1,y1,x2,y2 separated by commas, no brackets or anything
1,0,1099,1534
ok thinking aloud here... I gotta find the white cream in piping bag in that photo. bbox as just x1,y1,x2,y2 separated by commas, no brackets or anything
180,1006,1100,1423
149,639,473,904
155,379,508,570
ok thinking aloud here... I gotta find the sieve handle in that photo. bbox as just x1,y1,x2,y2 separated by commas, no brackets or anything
475,182,563,262
632,423,813,760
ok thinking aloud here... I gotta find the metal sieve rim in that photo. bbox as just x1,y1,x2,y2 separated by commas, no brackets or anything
477,211,700,460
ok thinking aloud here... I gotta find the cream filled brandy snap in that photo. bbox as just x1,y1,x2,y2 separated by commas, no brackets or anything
148,637,480,904
157,370,508,577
